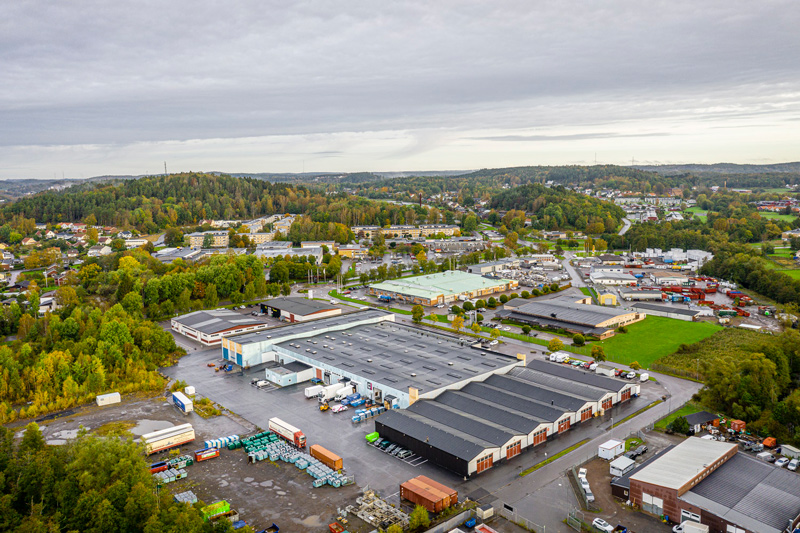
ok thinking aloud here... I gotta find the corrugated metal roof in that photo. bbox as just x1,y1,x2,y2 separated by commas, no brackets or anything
462,381,567,422
377,410,492,461
173,310,265,334
370,271,513,300
520,359,628,392
435,390,547,434
630,437,737,491
407,401,515,446
631,303,700,317
682,452,800,533
510,299,634,327
485,374,590,411
683,411,719,426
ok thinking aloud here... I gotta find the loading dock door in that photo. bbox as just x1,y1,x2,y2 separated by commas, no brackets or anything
506,442,521,459
558,419,570,433
602,398,613,410
533,429,547,446
580,407,593,422
621,389,631,402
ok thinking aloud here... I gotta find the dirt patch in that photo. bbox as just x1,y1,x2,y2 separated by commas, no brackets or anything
94,421,135,437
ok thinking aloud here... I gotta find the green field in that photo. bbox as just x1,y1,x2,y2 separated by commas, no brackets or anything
595,316,722,368
654,401,703,430
684,207,707,221
777,269,800,279
760,212,799,222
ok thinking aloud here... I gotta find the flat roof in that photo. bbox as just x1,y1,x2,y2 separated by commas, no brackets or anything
684,410,719,426
173,310,266,335
275,320,520,394
370,271,513,299
630,437,737,491
682,452,800,533
631,303,700,317
519,359,628,393
590,272,637,280
600,439,623,450
264,297,339,316
233,309,391,345
610,456,636,470
506,298,635,328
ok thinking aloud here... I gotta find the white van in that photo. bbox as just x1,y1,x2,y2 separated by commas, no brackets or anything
639,373,650,382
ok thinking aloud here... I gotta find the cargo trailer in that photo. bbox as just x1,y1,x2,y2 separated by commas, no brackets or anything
310,444,343,470
268,417,306,448
400,478,451,513
333,386,354,402
96,392,121,406
305,385,324,398
317,383,346,402
173,391,193,414
141,423,195,455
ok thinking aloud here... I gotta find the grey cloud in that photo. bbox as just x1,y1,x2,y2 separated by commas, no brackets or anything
475,132,672,142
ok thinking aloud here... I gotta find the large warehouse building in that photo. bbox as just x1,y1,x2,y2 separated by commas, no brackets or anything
498,297,645,339
376,359,639,477
261,297,342,323
368,271,518,306
221,310,524,405
171,310,270,346
625,437,800,533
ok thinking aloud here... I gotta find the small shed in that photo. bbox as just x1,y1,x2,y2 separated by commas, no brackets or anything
596,364,615,377
684,410,719,434
96,392,121,406
598,439,624,460
781,444,800,459
730,419,745,432
610,456,636,477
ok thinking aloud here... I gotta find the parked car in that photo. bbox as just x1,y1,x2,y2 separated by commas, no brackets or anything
789,459,799,471
634,445,648,456
580,479,591,492
776,457,791,468
625,372,637,380
397,449,413,459
592,518,614,532
578,468,587,479
585,489,595,503
331,405,348,413
488,340,499,346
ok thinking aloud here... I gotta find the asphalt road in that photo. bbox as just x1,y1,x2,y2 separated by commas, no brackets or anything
619,217,632,236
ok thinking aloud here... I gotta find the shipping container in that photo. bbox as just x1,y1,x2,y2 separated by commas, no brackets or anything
310,444,343,470
141,423,195,455
414,475,458,505
96,392,121,406
400,478,450,513
268,417,306,448
201,501,230,520
184,385,196,395
150,461,168,474
173,391,194,414
194,447,220,462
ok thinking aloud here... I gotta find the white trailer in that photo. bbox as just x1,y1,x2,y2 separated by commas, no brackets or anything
317,382,346,402
598,439,624,460
596,364,615,377
96,392,121,406
334,385,354,402
141,423,195,455
781,444,800,459
304,385,324,398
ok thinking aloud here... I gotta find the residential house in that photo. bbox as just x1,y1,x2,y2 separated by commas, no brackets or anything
21,237,37,246
87,245,112,257
44,230,56,239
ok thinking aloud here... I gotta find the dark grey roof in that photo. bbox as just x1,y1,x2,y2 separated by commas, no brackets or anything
519,359,627,393
484,374,589,411
376,409,491,462
509,298,634,327
496,308,612,337
682,453,800,533
631,303,700,317
461,381,567,422
264,297,339,316
173,310,266,334
407,400,515,446
434,390,548,434
684,410,719,426
283,361,311,372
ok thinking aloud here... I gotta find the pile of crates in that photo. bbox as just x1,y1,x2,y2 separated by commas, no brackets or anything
244,438,351,489
351,406,385,424
153,467,188,485
174,490,198,505
167,455,193,468
240,431,280,452
204,434,240,450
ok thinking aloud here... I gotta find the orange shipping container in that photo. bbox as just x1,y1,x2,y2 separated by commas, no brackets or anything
763,437,777,448
408,478,450,507
310,444,343,471
730,420,746,432
415,476,458,505
400,479,450,513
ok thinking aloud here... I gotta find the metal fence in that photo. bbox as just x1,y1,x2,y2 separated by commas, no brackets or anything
566,507,586,532
497,506,544,532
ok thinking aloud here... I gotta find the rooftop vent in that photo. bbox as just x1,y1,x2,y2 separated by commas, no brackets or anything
448,362,454,366
367,358,372,363
411,373,417,377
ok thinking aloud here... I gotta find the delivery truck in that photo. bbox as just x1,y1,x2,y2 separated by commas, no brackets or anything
304,385,324,398
317,383,346,403
141,423,195,455
333,386,354,402
268,417,306,448
173,391,193,414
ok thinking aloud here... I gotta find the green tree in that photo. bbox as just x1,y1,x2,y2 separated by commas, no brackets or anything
521,290,531,299
668,416,691,435
572,333,585,346
164,227,183,246
490,328,501,340
411,305,424,324
408,505,430,530
386,523,404,533
462,301,474,311
629,361,641,370
475,299,486,309
204,283,219,308
230,291,244,305
591,345,606,362
476,313,484,322
487,297,497,308
521,325,532,336
548,338,564,352
470,322,481,334
281,283,291,296
244,282,256,302
121,292,143,317
451,315,464,332
27,290,40,318
499,294,509,304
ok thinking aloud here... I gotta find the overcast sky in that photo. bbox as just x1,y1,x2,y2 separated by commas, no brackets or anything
1,1,798,179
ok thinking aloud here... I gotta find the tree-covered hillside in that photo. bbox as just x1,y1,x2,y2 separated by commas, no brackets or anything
488,184,626,232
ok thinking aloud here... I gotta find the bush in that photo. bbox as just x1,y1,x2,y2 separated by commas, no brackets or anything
169,380,188,393
509,293,519,300
521,290,531,299
630,361,642,370
572,334,585,346
462,301,474,311
617,325,628,333
668,416,691,435
408,505,430,530
499,294,509,304
532,289,542,296
548,338,564,352
487,297,497,308
521,325,532,335
476,313,484,322
550,283,559,292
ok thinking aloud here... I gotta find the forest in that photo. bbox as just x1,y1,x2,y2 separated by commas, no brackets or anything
0,423,237,532
488,183,626,232
656,328,800,444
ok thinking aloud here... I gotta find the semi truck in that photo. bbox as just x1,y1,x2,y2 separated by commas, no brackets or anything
173,391,194,414
317,383,346,402
268,417,306,448
141,423,195,455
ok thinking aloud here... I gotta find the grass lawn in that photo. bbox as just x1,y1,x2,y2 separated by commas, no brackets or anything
769,249,796,258
760,212,799,222
654,401,703,430
595,316,722,368
684,207,708,221
777,269,800,279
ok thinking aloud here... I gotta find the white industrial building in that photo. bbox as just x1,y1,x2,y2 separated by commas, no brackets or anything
171,310,270,346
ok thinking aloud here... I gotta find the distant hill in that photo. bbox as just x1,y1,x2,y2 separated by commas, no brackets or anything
634,162,800,175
